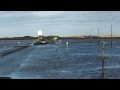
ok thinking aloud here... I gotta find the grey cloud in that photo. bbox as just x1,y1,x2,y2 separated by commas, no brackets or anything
0,11,120,37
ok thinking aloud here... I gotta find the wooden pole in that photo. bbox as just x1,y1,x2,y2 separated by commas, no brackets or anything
91,30,92,43
98,28,100,45
90,30,92,49
111,25,112,48
101,41,104,76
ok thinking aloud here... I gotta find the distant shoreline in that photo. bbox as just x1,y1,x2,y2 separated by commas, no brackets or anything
60,35,120,39
0,37,36,40
0,35,120,40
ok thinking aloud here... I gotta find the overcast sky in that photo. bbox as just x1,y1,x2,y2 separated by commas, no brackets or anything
0,11,120,37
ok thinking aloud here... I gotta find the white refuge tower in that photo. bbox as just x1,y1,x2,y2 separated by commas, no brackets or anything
38,30,42,42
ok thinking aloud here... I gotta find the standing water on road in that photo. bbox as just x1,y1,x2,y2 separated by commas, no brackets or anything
0,39,120,79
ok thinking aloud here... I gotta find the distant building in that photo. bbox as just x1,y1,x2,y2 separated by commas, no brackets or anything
38,30,42,42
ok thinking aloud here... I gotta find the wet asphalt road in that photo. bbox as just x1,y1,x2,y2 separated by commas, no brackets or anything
0,44,66,79
0,43,120,79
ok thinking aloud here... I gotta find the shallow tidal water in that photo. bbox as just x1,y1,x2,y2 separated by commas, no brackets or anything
0,39,120,79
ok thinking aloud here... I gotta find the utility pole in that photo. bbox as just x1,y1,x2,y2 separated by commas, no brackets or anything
91,30,92,44
111,25,112,48
90,30,92,49
101,41,105,78
98,28,100,45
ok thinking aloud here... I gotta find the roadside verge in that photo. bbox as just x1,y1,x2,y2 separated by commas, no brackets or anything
0,46,29,57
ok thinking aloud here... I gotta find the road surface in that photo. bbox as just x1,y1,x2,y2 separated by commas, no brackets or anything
0,44,79,79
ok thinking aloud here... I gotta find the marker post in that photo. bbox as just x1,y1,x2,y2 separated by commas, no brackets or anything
66,42,68,53
101,41,104,77
17,42,20,47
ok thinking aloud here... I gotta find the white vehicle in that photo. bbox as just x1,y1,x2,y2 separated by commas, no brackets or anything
41,40,47,44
